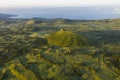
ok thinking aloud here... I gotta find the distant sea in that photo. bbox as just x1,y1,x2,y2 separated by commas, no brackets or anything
0,7,120,20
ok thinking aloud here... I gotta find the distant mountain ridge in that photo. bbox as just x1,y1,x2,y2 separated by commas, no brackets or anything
0,13,17,18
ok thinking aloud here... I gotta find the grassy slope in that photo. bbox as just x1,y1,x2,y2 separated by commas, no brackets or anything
0,19,120,80
47,30,86,47
0,47,119,80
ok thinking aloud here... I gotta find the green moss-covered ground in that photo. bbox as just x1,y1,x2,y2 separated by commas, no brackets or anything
0,18,120,80
47,30,87,47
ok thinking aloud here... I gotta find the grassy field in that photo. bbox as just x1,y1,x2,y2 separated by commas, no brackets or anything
0,18,119,80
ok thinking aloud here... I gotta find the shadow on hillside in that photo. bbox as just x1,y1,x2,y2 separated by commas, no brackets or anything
78,30,120,46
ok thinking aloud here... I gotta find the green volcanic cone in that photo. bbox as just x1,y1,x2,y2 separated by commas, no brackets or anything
47,30,87,47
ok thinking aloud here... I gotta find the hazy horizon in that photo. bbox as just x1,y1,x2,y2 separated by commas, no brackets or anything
0,0,120,19
0,7,120,20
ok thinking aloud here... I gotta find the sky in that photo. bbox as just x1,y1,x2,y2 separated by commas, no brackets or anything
0,0,120,8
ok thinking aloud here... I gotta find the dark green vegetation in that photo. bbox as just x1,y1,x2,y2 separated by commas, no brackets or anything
0,18,120,80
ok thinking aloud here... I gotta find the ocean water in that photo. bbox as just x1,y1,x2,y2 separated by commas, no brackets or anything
0,7,120,20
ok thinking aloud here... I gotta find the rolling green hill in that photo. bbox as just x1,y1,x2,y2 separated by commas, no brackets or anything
47,30,87,47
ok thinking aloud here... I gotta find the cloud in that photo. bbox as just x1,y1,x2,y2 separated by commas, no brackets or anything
114,8,120,14
0,0,120,8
